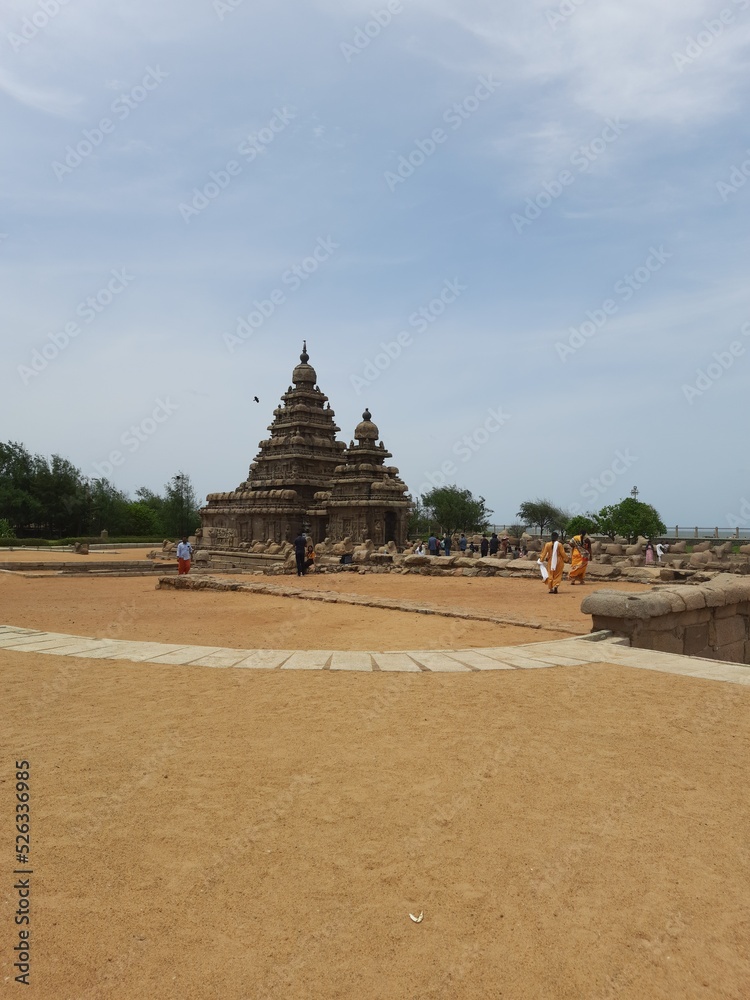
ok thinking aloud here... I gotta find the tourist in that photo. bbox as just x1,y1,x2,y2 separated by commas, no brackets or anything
539,531,566,594
176,536,193,575
569,530,590,585
480,535,489,557
489,532,499,556
427,532,438,556
305,544,316,572
501,535,509,556
655,541,668,563
443,533,451,556
645,539,655,565
459,533,467,553
293,529,307,576
469,540,476,554
414,541,425,555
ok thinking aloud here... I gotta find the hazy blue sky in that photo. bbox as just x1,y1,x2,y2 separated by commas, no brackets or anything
3,0,750,528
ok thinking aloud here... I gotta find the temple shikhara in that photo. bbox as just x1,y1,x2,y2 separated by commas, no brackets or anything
199,343,410,549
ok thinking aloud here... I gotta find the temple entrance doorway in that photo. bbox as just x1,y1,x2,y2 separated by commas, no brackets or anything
384,511,397,543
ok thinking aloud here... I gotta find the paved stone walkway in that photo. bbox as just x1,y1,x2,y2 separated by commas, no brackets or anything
1,625,749,684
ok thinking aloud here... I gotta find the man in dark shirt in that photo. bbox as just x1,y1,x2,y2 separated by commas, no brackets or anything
293,530,307,576
480,535,489,557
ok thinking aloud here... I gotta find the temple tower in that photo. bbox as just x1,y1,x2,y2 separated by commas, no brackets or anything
200,347,410,549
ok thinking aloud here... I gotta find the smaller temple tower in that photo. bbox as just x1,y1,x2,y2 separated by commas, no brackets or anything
316,409,410,547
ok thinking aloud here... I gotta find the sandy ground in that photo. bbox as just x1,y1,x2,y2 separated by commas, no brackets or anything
1,650,749,999
0,574,586,649
2,571,748,998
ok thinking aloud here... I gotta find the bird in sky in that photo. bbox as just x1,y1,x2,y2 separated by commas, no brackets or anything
253,396,259,403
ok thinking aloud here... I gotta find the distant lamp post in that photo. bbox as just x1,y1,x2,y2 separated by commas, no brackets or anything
630,486,639,501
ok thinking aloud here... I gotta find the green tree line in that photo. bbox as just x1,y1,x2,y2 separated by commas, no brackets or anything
0,441,201,539
517,496,666,543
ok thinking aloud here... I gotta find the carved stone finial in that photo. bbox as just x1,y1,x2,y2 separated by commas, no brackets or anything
300,340,309,364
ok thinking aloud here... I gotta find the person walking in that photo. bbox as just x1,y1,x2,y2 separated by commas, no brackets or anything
459,533,467,554
427,533,438,556
293,529,307,576
480,535,489,557
489,532,499,556
645,540,655,565
569,530,590,585
176,536,193,575
539,531,566,594
443,533,452,556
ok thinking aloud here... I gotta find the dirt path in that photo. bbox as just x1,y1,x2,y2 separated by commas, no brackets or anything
1,651,748,999
0,574,576,650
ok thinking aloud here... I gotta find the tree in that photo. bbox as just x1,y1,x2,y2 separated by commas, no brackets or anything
162,472,201,537
407,497,431,537
565,514,598,538
594,498,666,543
88,479,132,535
0,442,43,535
516,498,568,535
421,485,492,535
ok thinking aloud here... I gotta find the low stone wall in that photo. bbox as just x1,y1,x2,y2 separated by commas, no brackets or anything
581,574,750,663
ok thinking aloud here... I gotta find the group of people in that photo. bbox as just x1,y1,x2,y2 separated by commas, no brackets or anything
537,530,592,594
293,531,316,576
415,532,526,559
645,540,669,564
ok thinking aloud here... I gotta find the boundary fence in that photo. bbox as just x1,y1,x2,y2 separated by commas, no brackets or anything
490,525,750,541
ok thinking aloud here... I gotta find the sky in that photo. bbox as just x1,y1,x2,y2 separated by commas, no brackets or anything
2,0,750,530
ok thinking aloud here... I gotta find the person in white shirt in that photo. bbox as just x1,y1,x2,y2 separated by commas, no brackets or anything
176,536,193,575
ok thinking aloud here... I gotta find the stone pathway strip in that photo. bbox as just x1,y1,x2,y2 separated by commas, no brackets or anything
1,624,749,685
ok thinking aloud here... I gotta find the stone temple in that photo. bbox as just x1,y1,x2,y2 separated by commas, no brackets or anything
199,343,410,549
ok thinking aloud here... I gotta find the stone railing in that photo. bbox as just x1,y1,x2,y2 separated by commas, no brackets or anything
581,574,750,664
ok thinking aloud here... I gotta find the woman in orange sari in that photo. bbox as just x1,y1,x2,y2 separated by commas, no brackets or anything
569,531,591,585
